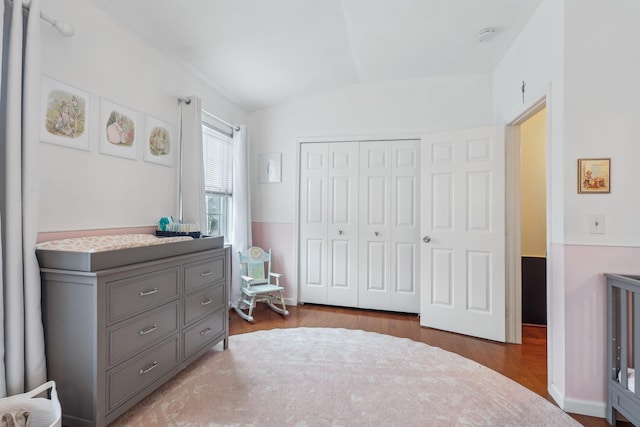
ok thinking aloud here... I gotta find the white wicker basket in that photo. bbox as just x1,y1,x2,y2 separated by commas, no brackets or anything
0,381,61,427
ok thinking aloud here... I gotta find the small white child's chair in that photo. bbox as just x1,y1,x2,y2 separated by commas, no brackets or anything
233,246,289,322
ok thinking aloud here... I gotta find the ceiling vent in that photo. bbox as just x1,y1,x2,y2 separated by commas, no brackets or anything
477,28,496,42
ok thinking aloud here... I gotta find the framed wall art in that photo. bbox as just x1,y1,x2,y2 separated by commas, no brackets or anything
578,158,610,193
258,152,282,183
40,76,90,150
99,98,138,160
143,115,175,167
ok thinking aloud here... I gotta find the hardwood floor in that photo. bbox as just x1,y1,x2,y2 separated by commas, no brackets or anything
229,303,623,427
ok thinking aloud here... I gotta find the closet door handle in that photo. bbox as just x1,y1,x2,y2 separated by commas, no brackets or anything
338,230,343,235
423,235,431,243
375,231,379,237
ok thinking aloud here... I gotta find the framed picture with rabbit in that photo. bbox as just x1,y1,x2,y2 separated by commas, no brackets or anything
99,98,138,160
40,76,90,151
143,115,175,167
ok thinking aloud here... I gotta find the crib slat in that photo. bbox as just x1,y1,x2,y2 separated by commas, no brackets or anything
606,281,616,425
634,292,640,397
621,290,628,390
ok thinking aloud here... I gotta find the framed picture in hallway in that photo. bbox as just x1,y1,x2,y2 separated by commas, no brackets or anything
578,158,610,193
40,76,90,151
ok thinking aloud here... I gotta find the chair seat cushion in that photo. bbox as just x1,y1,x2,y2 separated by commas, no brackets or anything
242,284,284,295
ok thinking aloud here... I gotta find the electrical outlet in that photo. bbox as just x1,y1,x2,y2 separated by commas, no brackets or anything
588,214,605,234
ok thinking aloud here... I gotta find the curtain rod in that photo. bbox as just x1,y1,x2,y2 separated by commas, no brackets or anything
18,0,75,37
179,97,240,132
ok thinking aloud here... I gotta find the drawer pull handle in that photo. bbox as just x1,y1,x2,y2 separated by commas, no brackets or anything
139,324,158,335
139,361,158,375
201,298,213,306
200,270,213,277
200,327,213,336
139,288,159,297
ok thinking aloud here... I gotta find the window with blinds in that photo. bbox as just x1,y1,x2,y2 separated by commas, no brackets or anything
202,115,233,240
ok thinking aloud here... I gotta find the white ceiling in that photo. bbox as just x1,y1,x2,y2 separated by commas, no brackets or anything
87,0,541,112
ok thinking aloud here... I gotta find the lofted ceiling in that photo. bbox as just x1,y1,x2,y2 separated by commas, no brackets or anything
87,0,541,112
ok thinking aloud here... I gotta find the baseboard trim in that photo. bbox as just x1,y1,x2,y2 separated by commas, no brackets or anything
549,384,606,418
563,398,606,418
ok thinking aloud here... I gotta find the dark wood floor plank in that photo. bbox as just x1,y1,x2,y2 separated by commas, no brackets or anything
228,303,622,427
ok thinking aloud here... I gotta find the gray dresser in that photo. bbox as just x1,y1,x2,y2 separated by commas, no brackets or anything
41,245,230,427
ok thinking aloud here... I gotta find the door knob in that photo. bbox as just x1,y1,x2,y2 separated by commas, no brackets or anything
375,231,379,237
338,230,343,235
423,235,431,243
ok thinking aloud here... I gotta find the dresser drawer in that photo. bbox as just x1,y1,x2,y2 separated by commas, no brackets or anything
107,267,179,324
183,282,225,326
183,308,225,359
184,256,224,293
108,302,179,366
107,336,179,414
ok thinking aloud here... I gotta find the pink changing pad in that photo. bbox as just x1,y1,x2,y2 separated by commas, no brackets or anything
36,234,192,253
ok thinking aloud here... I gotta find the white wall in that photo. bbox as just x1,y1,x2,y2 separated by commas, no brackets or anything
563,0,640,246
561,0,640,413
493,0,564,244
492,0,568,408
248,74,494,224
495,0,640,416
39,0,245,232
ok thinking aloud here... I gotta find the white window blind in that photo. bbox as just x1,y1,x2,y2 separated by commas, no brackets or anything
203,126,232,195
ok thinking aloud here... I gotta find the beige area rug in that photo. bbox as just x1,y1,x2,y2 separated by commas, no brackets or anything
113,328,580,426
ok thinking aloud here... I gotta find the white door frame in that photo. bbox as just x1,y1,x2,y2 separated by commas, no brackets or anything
504,94,549,345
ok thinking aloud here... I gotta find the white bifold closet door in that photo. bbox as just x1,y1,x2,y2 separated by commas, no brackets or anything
358,140,420,312
299,140,419,313
299,142,359,307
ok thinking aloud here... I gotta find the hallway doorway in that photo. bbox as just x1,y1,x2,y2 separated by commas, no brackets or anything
520,108,547,326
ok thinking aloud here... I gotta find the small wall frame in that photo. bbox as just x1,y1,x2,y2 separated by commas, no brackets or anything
578,158,610,193
258,153,282,183
143,115,175,167
40,76,90,151
99,98,138,160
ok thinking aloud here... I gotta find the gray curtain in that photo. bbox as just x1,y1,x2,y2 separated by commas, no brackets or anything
0,0,47,396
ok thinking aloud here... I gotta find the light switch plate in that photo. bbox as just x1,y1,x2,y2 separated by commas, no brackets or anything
588,214,605,234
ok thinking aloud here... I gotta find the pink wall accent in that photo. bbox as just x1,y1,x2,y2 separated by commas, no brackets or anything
563,244,640,403
37,226,156,243
549,243,566,396
251,222,295,301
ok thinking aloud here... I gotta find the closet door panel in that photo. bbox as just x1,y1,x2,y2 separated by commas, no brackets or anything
299,144,328,304
359,141,391,310
327,142,359,307
299,139,420,313
390,140,420,312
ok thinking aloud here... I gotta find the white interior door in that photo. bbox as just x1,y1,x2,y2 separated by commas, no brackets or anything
420,126,506,342
358,140,420,313
300,142,359,307
327,142,359,307
389,140,420,313
299,143,328,304
358,141,391,310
